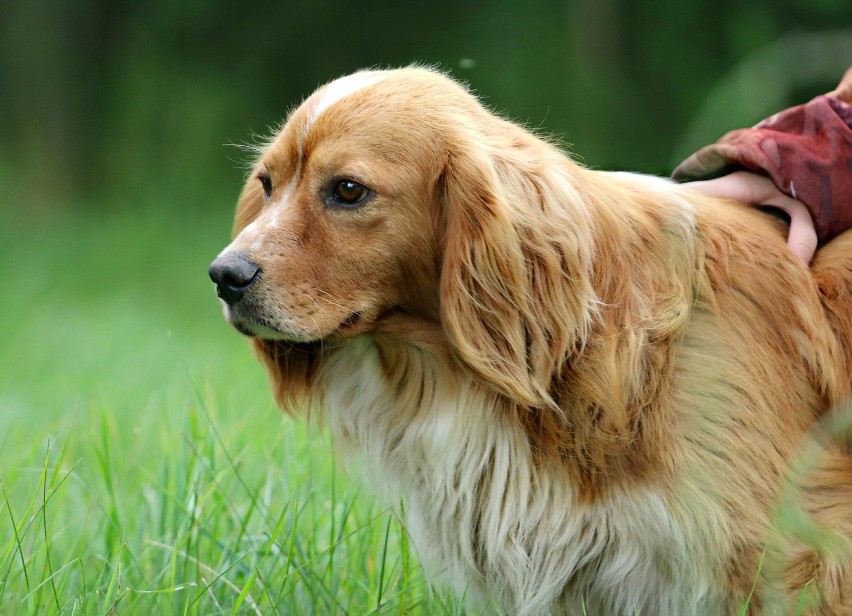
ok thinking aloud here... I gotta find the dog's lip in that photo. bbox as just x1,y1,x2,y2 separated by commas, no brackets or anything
334,306,404,337
228,312,310,342
233,320,258,337
229,307,405,341
338,311,365,331
232,319,290,340
231,312,364,342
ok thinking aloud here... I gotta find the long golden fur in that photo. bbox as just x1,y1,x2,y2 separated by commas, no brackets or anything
211,67,852,614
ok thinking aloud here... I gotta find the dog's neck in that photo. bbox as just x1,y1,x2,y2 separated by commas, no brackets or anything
314,330,719,614
313,169,706,499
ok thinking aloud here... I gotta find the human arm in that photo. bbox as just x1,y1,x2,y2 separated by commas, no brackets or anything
674,67,852,263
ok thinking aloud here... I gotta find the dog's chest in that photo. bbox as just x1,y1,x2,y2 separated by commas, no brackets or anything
318,338,721,614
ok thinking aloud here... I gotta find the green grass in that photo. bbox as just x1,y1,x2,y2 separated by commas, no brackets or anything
2,205,845,615
0,206,469,614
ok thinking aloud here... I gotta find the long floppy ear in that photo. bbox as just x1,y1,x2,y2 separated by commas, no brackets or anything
440,140,597,409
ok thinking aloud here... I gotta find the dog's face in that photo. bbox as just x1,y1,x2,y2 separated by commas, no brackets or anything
210,71,457,343
211,67,597,410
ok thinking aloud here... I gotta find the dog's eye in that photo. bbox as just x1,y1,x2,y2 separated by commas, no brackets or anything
330,179,370,207
256,172,273,200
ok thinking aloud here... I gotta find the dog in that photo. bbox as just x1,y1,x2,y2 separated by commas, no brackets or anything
209,67,852,614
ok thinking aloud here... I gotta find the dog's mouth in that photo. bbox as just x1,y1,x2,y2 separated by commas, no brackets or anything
233,320,257,336
232,307,405,342
334,307,403,337
337,311,366,334
231,317,297,341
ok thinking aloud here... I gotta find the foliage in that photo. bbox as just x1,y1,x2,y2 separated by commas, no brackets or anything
0,209,474,614
1,0,850,215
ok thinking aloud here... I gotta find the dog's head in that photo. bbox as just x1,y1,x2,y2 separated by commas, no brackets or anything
210,67,597,410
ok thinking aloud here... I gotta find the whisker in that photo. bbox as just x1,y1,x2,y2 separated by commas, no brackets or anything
313,288,349,311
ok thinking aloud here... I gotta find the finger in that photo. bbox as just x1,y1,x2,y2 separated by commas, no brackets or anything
685,173,750,200
742,181,817,263
685,172,817,264
685,171,777,204
769,196,818,264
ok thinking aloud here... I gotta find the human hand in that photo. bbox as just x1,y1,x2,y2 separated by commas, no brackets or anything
686,171,817,264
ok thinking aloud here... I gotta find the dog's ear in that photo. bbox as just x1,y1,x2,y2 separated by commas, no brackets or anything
439,141,597,409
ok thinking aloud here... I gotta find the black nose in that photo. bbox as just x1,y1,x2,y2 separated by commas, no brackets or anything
208,252,261,305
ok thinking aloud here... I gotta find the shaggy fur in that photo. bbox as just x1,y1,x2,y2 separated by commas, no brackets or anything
211,67,852,614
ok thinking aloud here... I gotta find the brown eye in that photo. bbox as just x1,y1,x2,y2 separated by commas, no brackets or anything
257,172,273,200
331,179,370,206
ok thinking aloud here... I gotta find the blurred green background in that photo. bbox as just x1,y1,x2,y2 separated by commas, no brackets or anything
2,0,852,475
1,0,851,470
3,0,852,217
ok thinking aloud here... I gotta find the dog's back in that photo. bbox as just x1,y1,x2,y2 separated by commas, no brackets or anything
814,231,852,394
772,230,852,612
555,172,852,612
648,190,852,612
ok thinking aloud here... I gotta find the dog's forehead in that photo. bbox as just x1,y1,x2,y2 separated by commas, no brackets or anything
264,71,393,166
263,72,391,174
304,71,389,134
266,69,456,172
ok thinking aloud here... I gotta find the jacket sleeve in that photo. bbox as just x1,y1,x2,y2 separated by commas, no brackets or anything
673,67,852,242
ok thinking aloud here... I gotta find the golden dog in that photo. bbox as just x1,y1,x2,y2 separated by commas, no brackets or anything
210,67,852,614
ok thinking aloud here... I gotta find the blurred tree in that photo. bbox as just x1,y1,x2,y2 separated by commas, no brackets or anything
0,0,849,215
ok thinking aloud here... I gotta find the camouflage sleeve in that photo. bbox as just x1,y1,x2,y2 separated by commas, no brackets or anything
673,67,852,242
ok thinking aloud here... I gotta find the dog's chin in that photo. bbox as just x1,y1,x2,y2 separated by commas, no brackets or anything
232,308,404,343
227,310,371,342
232,320,291,340
227,314,322,343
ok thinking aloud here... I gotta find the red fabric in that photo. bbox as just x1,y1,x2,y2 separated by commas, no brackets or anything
673,68,852,242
